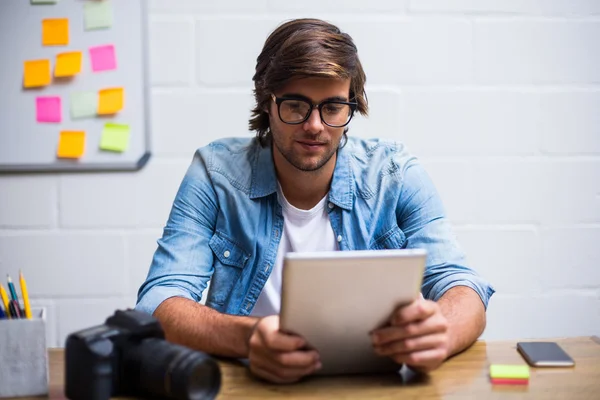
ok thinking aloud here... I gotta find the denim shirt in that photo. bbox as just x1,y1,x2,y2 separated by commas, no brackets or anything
136,137,494,316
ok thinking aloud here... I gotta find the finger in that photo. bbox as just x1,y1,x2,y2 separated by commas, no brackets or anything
374,313,448,345
250,363,301,384
392,348,448,372
391,299,437,326
272,349,320,368
256,317,306,351
374,333,447,356
264,330,306,352
251,356,321,383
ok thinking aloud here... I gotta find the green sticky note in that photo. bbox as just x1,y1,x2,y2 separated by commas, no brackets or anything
70,91,97,119
31,0,58,4
84,0,113,30
490,364,530,379
100,123,130,152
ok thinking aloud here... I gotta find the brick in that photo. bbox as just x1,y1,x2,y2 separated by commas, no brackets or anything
196,19,275,86
420,161,472,223
341,19,472,84
482,294,600,340
470,160,543,224
541,228,600,289
475,21,600,84
410,0,600,15
60,161,190,228
152,91,255,156
149,0,267,13
456,228,540,294
57,298,134,349
0,233,126,297
268,0,407,12
0,175,57,228
150,20,193,86
126,231,162,296
539,161,600,224
401,90,539,156
540,92,600,155
350,90,402,140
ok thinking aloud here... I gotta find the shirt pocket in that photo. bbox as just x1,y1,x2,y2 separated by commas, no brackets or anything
369,225,407,250
207,232,250,306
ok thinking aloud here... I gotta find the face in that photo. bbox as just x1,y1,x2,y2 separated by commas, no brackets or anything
268,77,351,173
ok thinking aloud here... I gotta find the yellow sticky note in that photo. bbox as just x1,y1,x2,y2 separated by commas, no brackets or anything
57,131,85,159
55,51,82,77
98,87,124,115
490,365,530,379
100,123,130,153
42,18,69,46
23,59,51,88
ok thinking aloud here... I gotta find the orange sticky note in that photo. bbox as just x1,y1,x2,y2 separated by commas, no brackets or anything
55,51,82,77
57,131,85,159
23,59,51,88
42,18,69,46
98,87,124,114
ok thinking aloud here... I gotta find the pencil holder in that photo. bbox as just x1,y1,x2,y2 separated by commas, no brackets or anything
0,308,48,398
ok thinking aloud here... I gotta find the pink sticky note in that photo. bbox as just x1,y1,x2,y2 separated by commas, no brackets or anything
89,44,116,72
36,96,62,123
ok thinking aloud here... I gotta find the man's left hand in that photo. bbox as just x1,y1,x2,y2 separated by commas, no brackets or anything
371,298,450,372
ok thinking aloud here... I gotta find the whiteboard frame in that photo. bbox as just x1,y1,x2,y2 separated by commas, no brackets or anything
0,1,152,173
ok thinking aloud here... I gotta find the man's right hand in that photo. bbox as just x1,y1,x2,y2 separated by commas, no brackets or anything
248,315,321,383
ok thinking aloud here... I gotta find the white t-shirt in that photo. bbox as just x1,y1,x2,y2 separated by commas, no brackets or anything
250,186,338,317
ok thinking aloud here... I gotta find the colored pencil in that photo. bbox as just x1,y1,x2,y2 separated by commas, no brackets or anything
7,274,19,302
0,284,10,319
19,270,32,319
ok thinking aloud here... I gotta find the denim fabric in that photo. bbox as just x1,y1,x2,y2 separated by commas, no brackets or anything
136,137,494,316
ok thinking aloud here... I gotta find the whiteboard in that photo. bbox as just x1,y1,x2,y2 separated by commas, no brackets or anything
0,0,151,172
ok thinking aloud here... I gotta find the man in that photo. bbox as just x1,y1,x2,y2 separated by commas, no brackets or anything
136,18,494,383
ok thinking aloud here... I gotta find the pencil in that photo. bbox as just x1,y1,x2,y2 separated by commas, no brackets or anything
7,274,19,302
0,284,10,319
19,270,32,319
9,300,21,319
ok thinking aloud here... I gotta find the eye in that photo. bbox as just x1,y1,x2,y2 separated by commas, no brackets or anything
323,104,344,114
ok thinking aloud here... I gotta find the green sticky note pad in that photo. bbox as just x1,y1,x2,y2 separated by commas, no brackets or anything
70,91,97,119
100,123,130,152
84,0,113,30
490,365,530,379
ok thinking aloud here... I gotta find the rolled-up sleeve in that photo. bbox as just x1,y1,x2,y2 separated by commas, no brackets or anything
396,162,495,308
136,149,218,315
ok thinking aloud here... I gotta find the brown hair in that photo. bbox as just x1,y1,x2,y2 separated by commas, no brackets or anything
249,18,368,146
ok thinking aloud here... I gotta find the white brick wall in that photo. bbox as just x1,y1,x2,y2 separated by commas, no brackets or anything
1,0,599,346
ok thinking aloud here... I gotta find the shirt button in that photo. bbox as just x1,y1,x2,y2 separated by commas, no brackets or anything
223,250,230,258
328,202,334,209
337,235,342,242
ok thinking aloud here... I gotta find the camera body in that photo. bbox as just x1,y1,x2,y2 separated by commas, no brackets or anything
65,309,221,400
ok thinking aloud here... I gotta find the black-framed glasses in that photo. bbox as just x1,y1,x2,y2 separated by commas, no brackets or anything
271,94,357,128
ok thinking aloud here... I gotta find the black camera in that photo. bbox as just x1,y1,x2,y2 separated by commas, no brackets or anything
65,309,221,400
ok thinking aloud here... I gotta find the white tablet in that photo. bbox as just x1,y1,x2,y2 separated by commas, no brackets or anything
279,248,426,375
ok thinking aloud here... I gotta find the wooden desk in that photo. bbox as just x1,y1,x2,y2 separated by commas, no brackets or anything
21,337,600,399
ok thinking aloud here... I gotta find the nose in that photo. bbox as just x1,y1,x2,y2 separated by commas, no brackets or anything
302,107,324,134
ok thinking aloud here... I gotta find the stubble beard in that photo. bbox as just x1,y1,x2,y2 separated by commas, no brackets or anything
273,134,341,173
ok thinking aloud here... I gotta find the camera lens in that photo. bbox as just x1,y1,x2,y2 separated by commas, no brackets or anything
123,338,221,400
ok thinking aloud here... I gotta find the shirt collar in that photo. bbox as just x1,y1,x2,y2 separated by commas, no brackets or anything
249,138,355,211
